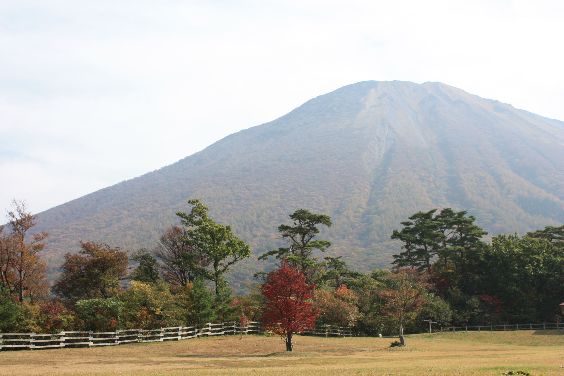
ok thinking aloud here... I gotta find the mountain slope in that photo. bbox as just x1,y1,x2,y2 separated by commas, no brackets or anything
35,81,564,286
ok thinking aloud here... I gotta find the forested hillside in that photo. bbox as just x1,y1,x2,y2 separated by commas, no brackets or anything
34,81,564,286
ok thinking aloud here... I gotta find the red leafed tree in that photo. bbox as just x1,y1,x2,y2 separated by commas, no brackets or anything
261,263,318,351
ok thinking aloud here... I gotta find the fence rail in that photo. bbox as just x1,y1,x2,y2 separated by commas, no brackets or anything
0,321,262,351
440,322,563,332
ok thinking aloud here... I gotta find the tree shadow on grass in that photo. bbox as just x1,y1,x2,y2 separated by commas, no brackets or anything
531,329,564,336
175,351,313,358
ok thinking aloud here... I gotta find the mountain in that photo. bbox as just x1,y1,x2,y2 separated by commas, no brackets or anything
35,81,564,288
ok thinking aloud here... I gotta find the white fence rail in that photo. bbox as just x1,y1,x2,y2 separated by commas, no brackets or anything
8,321,556,351
0,321,261,351
440,322,563,332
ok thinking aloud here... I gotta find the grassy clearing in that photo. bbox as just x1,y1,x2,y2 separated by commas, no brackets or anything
1,330,562,375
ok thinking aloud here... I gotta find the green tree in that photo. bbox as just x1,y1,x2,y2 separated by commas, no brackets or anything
213,278,236,322
478,233,563,322
0,287,23,332
391,210,442,271
391,208,486,275
180,278,215,326
176,199,251,297
348,272,386,335
318,256,361,289
433,208,488,280
526,225,563,247
130,249,160,283
259,209,332,280
415,294,453,331
75,298,124,331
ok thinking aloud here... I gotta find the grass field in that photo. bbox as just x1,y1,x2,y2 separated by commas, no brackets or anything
1,330,562,375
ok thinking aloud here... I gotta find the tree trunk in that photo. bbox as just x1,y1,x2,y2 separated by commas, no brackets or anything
399,324,405,346
18,257,24,302
214,268,220,297
286,332,293,351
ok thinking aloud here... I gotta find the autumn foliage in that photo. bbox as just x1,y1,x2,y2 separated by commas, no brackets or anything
53,241,128,302
314,285,360,327
0,201,48,302
261,263,318,351
378,269,428,345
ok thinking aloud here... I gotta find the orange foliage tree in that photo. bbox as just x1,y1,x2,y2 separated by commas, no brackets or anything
314,285,359,327
261,263,318,351
0,201,48,302
379,269,428,346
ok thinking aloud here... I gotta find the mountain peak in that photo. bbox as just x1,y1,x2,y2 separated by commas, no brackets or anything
35,82,564,288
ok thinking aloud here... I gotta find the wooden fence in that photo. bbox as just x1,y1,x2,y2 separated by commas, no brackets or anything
0,321,262,351
303,324,353,337
440,322,563,332
9,321,557,351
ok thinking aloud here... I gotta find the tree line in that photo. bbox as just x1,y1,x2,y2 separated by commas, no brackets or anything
0,200,562,350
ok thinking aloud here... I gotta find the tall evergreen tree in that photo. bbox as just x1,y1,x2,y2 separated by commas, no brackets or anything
391,210,443,271
319,256,361,289
259,209,332,281
391,208,486,274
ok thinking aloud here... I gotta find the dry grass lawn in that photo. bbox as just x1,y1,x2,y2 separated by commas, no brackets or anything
1,330,562,375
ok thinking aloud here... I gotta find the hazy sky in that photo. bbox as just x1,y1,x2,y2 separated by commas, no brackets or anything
1,0,563,215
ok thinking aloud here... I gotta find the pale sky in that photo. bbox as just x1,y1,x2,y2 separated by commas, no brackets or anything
1,0,564,215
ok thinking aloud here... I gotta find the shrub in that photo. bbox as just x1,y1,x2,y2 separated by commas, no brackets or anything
36,300,76,333
75,298,124,331
389,340,404,347
175,279,215,326
120,280,181,329
0,291,23,332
